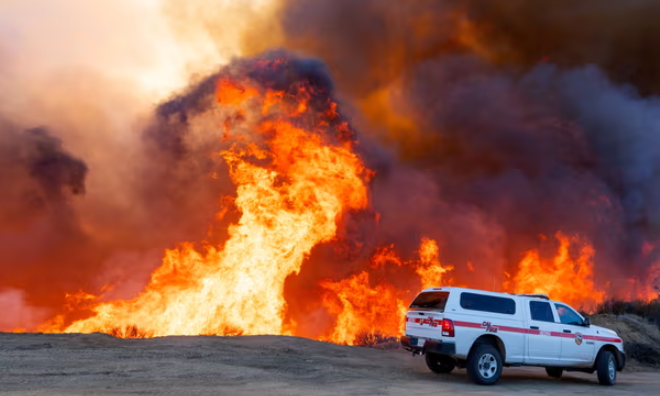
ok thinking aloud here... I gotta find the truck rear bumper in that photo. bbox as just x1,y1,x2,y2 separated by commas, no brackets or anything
400,336,456,356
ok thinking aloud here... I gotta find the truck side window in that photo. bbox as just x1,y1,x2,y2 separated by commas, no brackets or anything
554,303,584,326
459,292,516,315
529,301,555,322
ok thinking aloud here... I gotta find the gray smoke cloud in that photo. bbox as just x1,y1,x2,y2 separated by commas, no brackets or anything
0,0,247,330
0,123,86,222
272,0,660,295
463,0,660,96
0,120,96,324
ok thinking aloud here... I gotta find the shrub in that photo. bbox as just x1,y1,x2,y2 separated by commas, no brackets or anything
596,298,660,328
106,325,150,339
353,331,398,348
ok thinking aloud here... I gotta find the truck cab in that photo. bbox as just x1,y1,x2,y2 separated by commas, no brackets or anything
401,287,625,385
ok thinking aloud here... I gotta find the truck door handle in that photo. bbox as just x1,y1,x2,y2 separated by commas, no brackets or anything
530,326,539,330
563,329,572,333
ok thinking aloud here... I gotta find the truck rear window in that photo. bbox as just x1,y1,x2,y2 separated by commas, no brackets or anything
460,292,516,315
409,291,449,310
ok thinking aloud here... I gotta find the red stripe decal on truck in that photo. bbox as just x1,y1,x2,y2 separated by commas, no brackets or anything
497,325,529,334
452,321,621,343
453,321,483,329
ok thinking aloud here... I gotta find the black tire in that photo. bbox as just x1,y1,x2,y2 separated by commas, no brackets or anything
425,353,455,374
545,367,563,379
596,350,617,386
466,344,503,385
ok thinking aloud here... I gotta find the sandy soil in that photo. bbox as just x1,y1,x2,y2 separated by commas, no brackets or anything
0,333,658,395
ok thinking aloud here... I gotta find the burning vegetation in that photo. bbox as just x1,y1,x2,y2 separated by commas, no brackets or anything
1,1,660,342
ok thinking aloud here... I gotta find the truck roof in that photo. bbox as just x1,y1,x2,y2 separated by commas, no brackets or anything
420,286,551,301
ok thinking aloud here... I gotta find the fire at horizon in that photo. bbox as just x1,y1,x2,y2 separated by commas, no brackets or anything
2,1,660,342
29,54,658,343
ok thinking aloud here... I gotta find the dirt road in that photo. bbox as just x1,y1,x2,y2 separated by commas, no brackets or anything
0,333,657,395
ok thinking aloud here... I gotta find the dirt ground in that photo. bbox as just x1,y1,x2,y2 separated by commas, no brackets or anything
0,333,658,395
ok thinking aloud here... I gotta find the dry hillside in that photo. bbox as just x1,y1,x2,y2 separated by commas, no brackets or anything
591,314,660,368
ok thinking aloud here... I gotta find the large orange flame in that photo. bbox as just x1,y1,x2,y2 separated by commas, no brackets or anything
320,237,451,344
508,232,605,311
416,237,453,289
34,55,654,340
60,59,370,337
320,271,407,345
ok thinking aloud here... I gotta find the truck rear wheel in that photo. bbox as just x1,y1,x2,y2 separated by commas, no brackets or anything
545,367,563,379
466,344,503,385
425,353,455,374
596,350,616,386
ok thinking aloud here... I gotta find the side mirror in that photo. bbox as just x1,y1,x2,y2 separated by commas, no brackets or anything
583,317,591,327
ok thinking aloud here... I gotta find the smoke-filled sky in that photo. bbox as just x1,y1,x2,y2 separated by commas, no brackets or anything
0,0,266,329
1,0,660,332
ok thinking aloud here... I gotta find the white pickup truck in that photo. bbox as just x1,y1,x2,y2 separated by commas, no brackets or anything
401,287,625,385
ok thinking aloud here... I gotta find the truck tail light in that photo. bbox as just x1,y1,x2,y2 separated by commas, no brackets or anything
442,318,454,337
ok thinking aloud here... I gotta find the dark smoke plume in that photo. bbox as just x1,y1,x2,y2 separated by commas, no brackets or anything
276,0,660,96
0,123,87,222
464,0,660,96
0,121,95,326
0,0,254,331
272,0,660,293
20,127,87,199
